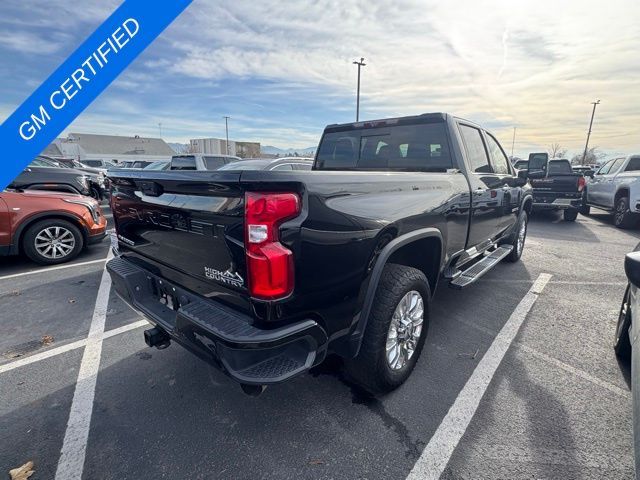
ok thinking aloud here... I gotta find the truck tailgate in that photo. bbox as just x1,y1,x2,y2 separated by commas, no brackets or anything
109,171,249,302
531,174,583,202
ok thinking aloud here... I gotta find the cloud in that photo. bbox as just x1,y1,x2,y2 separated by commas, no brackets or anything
0,0,639,156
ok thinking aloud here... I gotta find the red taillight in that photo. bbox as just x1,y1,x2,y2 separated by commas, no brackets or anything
578,176,586,192
245,192,300,300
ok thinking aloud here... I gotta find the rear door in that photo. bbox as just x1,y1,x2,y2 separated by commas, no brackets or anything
458,123,503,248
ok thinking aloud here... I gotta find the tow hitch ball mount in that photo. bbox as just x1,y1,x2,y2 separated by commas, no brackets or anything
144,327,171,350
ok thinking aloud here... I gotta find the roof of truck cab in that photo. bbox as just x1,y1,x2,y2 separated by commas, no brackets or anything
324,112,453,130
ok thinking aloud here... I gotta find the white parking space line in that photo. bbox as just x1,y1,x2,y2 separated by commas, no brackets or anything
0,320,148,375
0,258,107,281
453,315,629,399
516,343,630,398
55,252,113,480
406,273,552,480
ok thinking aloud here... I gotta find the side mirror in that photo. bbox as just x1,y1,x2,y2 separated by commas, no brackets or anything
625,251,640,288
585,170,594,178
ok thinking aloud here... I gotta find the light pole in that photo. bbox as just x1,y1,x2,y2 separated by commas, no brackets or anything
581,100,600,163
223,116,231,154
511,127,516,158
353,57,366,122
158,122,162,138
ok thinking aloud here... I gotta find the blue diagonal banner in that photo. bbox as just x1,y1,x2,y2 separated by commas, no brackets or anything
0,0,193,189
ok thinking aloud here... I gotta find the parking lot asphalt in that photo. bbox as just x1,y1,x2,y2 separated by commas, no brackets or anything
0,206,637,479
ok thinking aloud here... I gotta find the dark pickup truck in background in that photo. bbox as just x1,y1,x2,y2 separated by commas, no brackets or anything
524,153,587,221
106,113,532,395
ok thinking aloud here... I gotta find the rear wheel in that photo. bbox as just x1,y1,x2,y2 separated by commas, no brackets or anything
614,285,632,360
614,196,636,229
504,210,528,263
563,208,578,222
579,191,590,215
346,264,430,394
22,219,84,265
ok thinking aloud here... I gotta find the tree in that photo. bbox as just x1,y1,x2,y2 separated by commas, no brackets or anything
570,146,606,165
548,143,567,159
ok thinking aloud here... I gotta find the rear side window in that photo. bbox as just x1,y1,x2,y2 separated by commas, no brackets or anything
203,156,226,170
485,134,511,175
84,160,101,167
626,157,640,172
316,122,453,171
171,156,197,170
459,125,491,173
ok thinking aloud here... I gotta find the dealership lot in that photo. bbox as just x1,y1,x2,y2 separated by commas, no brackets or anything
0,206,636,479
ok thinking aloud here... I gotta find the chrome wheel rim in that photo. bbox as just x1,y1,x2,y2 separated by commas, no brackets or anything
517,218,527,254
386,290,424,370
35,226,75,259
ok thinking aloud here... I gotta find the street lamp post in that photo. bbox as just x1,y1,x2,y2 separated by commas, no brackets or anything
353,57,366,122
223,116,231,155
581,100,600,163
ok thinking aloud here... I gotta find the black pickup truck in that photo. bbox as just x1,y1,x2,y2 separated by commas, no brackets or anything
524,153,586,221
106,113,532,395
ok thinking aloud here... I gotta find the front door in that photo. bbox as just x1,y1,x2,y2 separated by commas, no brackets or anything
458,123,502,249
589,159,615,206
484,132,521,234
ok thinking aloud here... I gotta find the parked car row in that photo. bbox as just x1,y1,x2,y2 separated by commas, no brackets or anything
514,153,640,228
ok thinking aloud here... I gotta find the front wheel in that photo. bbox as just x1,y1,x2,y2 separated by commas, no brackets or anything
346,264,430,394
563,208,578,222
614,197,636,229
504,210,528,263
90,186,101,201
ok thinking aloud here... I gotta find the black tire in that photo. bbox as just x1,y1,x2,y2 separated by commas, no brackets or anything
90,186,101,201
615,285,632,360
22,219,84,265
579,191,590,216
504,210,528,263
563,208,578,222
345,264,430,394
614,196,636,229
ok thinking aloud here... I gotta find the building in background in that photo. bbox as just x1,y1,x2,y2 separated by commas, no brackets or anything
189,138,260,158
48,133,175,163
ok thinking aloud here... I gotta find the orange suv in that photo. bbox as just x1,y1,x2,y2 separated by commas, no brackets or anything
0,190,107,265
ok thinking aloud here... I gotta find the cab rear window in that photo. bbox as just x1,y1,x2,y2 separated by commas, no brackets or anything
316,123,453,171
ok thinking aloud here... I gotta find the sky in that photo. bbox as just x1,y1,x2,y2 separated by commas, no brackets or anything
0,0,638,159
